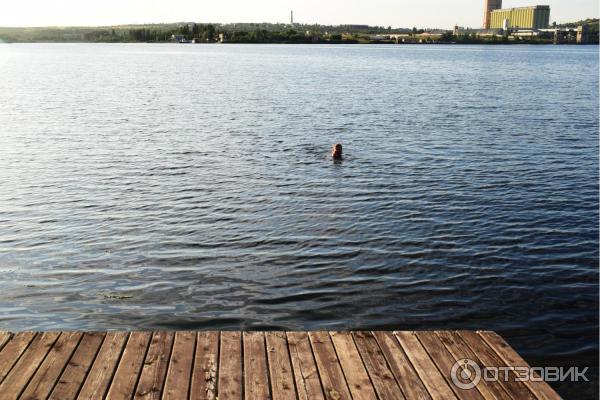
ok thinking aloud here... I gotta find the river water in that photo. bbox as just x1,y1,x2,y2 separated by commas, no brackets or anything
0,43,598,398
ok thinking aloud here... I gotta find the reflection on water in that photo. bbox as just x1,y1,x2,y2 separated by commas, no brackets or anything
0,43,598,398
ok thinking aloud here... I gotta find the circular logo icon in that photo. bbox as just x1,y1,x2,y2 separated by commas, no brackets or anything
451,358,481,390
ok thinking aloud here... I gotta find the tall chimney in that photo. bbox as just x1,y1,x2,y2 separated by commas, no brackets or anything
291,10,294,25
483,0,502,29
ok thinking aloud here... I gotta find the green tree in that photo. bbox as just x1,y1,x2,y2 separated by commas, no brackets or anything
206,25,216,41
440,31,453,42
180,24,190,36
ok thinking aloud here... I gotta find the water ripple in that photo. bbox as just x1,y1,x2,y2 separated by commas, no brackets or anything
0,43,598,398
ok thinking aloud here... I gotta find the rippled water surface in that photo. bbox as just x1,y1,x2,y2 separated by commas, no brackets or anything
0,43,598,397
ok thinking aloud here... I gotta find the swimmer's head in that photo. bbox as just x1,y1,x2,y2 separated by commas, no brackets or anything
332,143,343,160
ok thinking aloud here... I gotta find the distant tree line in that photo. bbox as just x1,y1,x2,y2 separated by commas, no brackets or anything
558,18,599,33
0,22,403,43
558,18,599,43
438,31,510,44
222,29,356,44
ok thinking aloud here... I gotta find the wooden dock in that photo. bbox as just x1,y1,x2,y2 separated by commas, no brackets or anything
0,330,560,400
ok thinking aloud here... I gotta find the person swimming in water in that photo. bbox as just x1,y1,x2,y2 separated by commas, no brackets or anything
332,143,343,160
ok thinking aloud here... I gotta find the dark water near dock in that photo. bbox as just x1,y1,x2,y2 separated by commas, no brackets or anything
0,43,598,398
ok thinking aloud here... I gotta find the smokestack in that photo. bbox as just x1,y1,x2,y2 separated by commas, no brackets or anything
291,10,294,25
483,0,502,29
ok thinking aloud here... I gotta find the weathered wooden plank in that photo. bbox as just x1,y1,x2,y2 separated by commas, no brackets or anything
286,332,324,400
48,332,105,400
133,331,174,400
0,333,11,352
352,331,403,400
218,331,243,400
477,331,561,400
243,332,270,400
458,331,536,400
190,331,219,400
106,331,152,400
0,332,36,384
372,331,431,400
162,331,196,400
19,331,83,400
416,331,484,400
77,332,129,400
265,331,296,400
308,331,351,400
329,331,376,400
435,331,511,400
394,331,457,400
0,331,60,400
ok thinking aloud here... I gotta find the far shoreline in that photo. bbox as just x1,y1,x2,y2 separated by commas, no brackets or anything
1,19,598,45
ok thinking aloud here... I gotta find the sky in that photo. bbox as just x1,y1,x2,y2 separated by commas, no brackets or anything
0,0,597,28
